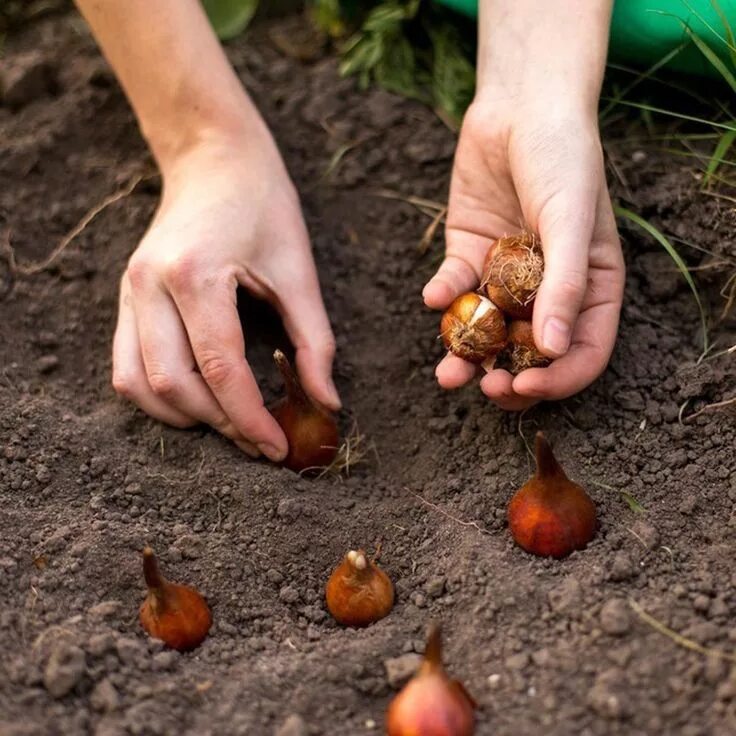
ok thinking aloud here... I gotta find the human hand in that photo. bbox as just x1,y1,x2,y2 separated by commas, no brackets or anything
423,0,624,412
423,100,625,411
112,128,339,459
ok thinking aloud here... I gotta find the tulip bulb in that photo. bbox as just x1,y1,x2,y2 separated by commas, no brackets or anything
508,433,596,558
499,320,551,375
325,549,394,627
482,232,543,320
386,623,476,736
271,350,339,473
440,293,507,364
139,547,212,651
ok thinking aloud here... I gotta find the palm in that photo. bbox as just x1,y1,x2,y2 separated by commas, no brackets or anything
423,104,625,411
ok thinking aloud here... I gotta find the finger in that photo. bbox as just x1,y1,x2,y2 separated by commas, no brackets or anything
480,370,539,412
170,270,288,461
132,287,259,455
435,353,477,389
112,276,195,429
511,310,617,399
423,254,480,310
532,185,597,359
423,225,493,310
514,191,624,400
274,260,341,411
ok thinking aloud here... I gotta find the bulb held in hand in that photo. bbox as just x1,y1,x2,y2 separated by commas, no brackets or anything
482,231,543,320
440,293,507,364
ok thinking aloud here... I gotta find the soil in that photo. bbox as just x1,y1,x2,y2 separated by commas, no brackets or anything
1,10,736,736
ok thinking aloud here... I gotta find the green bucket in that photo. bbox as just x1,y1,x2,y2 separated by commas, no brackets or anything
435,0,736,77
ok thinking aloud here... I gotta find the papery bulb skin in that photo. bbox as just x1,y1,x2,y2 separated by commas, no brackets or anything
271,350,339,473
386,624,475,736
440,293,507,364
508,433,596,558
325,549,394,627
139,547,212,651
483,232,543,320
500,320,551,375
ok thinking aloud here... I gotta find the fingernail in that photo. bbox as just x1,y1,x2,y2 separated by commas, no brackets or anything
257,442,286,462
542,317,571,356
326,378,342,410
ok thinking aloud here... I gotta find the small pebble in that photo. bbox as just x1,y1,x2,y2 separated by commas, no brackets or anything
90,678,120,712
600,599,631,636
383,653,422,689
36,355,59,374
43,642,86,698
274,714,307,736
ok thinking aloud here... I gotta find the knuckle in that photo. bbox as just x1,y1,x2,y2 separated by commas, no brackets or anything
198,353,235,390
112,370,140,400
126,257,152,290
163,253,200,291
147,371,180,401
555,273,588,304
320,335,337,361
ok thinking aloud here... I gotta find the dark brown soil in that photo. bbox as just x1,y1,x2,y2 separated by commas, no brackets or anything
1,11,736,736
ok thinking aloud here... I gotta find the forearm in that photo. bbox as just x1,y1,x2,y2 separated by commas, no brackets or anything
74,0,263,169
476,0,613,114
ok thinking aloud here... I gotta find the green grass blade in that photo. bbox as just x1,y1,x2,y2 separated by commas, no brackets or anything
711,0,736,67
703,128,736,186
601,99,736,131
601,43,688,121
614,205,709,352
622,492,647,514
685,26,736,92
674,1,736,55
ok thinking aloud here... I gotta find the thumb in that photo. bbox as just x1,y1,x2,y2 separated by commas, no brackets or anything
532,190,596,357
276,268,341,411
422,230,489,310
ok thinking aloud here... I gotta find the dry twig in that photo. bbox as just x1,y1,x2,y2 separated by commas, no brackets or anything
630,599,736,662
2,173,155,276
408,489,491,536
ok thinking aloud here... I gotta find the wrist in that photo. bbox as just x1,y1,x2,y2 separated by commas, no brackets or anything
475,0,613,119
141,92,269,174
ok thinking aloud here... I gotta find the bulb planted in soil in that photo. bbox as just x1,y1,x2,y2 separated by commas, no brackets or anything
386,623,476,735
139,547,212,651
271,350,339,473
325,548,394,627
508,432,596,558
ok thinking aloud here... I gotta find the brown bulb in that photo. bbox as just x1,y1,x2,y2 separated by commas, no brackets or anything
139,547,212,651
508,433,596,558
482,232,543,319
325,549,394,627
440,293,507,364
386,623,476,736
498,320,551,375
271,350,339,473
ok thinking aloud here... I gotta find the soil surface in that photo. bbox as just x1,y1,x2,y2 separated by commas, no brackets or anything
1,10,736,736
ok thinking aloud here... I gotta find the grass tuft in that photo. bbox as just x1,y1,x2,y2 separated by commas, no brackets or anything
614,205,709,354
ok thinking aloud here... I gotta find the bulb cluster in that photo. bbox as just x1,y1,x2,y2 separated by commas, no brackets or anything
440,231,551,374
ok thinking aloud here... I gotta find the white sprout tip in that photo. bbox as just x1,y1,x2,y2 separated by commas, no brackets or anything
348,550,367,570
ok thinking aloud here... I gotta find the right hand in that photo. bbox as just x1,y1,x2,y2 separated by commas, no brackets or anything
112,128,340,460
